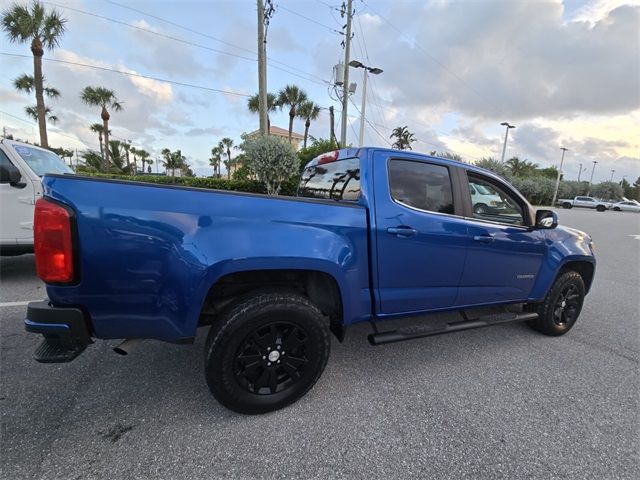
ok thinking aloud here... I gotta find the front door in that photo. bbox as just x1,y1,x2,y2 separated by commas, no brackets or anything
374,154,468,314
457,172,545,305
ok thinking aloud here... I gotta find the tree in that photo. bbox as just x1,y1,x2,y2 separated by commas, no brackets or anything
474,157,510,177
277,84,308,143
2,1,66,148
78,150,102,172
297,138,339,173
121,140,133,174
89,123,108,160
590,181,623,200
390,126,416,150
297,100,321,149
219,137,234,179
243,135,299,195
209,145,222,177
135,148,150,174
80,86,122,169
107,140,125,172
430,151,463,162
506,157,538,177
24,105,57,123
161,148,186,177
248,92,278,133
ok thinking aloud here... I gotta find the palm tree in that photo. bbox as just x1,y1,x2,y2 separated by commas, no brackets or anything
297,100,321,149
80,86,122,169
135,148,150,174
107,140,124,172
506,157,538,177
277,84,307,143
209,146,222,177
161,148,185,177
390,126,416,150
24,105,57,123
145,157,153,174
2,1,66,148
89,123,109,160
219,138,234,179
247,92,278,134
121,140,132,174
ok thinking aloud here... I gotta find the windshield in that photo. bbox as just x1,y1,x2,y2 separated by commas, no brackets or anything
473,183,495,195
11,144,74,176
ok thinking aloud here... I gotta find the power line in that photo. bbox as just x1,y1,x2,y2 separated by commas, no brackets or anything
0,109,92,145
1,52,252,97
277,4,342,34
45,1,329,87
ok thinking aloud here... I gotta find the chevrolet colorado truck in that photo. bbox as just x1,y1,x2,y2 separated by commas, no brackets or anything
26,148,596,414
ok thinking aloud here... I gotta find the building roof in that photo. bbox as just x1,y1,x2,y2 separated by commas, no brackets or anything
248,126,304,140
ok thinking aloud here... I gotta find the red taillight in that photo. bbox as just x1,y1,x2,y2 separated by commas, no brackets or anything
316,150,339,165
34,197,75,283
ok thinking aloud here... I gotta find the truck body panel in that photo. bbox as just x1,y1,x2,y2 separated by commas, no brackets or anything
32,147,595,345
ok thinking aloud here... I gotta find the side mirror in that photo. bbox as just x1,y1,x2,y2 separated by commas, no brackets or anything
535,209,558,229
0,163,26,188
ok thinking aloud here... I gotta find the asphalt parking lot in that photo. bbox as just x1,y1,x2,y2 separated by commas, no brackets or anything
1,208,639,479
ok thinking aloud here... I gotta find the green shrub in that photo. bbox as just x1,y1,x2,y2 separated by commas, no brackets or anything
243,135,299,195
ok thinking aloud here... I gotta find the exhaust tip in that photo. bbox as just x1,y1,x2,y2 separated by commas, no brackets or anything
113,346,128,356
113,338,143,356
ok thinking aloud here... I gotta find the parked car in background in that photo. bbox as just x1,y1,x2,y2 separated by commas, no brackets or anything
557,196,610,211
611,200,640,212
468,181,505,214
0,139,74,255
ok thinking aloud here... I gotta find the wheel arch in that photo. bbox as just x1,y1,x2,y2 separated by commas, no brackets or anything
197,267,347,341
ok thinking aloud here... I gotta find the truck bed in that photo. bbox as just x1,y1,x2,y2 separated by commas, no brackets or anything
42,175,370,342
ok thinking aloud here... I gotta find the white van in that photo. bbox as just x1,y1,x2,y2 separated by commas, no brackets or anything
0,139,74,255
468,181,506,214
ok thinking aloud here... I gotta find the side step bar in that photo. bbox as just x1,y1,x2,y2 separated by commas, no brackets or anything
368,311,538,346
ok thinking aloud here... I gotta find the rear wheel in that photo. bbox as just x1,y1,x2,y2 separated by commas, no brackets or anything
204,290,330,414
562,202,572,209
526,271,585,336
613,207,621,211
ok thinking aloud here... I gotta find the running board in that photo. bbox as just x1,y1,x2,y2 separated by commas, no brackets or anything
368,311,538,346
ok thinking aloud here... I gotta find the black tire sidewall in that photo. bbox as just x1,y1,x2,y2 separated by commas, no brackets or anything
205,292,330,414
533,271,585,336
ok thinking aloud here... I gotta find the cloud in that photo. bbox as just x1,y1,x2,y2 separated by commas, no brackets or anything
184,126,225,137
571,0,640,23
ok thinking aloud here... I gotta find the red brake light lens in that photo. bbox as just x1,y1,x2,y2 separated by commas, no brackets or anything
34,198,75,283
316,150,339,165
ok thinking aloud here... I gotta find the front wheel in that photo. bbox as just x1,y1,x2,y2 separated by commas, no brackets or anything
526,271,585,336
613,207,621,211
474,203,488,214
596,205,606,212
204,290,330,414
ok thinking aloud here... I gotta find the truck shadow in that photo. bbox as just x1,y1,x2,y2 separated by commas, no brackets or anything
0,254,37,282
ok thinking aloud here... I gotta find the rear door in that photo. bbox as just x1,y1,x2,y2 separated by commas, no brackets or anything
373,152,468,314
457,171,545,305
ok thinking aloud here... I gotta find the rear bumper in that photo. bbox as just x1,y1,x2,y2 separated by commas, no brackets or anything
25,301,92,351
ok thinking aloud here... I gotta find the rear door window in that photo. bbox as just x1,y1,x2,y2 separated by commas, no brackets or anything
388,160,454,214
298,157,360,201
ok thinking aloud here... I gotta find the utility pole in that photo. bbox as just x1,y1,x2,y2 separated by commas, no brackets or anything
340,0,353,148
610,169,615,182
329,106,336,144
551,147,568,207
257,0,268,135
578,163,583,182
500,122,515,163
587,160,598,195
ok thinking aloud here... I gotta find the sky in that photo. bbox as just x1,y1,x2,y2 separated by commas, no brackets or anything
0,0,638,182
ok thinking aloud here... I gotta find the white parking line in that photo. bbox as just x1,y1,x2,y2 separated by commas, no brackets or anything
0,301,34,308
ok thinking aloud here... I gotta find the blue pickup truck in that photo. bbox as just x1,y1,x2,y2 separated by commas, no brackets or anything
26,148,595,413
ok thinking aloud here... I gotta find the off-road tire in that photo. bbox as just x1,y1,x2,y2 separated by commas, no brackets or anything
204,290,330,414
526,271,585,336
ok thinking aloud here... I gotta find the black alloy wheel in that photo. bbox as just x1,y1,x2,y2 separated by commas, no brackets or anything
234,322,310,395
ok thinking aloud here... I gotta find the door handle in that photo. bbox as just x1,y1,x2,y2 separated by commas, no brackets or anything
473,234,495,244
387,226,418,238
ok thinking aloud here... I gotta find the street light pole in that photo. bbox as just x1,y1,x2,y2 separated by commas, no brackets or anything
257,0,268,135
610,169,615,182
500,122,515,163
349,60,383,147
578,163,583,182
551,147,568,207
587,160,598,195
